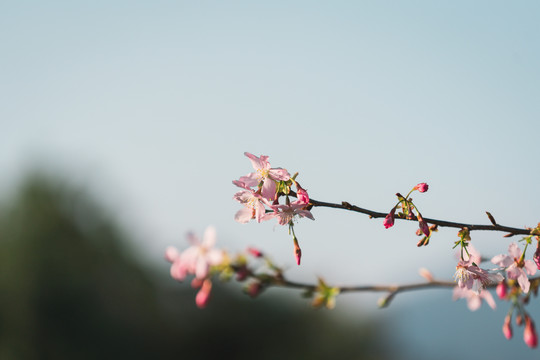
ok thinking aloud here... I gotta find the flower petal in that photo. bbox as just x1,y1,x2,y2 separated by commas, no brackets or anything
164,246,179,263
268,168,290,181
261,178,277,200
244,152,267,170
524,260,538,276
491,254,513,268
467,293,482,311
508,243,522,259
481,291,497,310
517,272,531,293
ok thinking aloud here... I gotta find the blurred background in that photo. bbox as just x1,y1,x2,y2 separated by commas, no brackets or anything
1,1,540,359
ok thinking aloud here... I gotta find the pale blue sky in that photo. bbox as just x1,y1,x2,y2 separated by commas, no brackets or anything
2,2,540,357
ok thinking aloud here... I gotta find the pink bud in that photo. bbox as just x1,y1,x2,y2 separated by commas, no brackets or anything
295,187,310,205
294,244,302,266
235,266,249,281
383,207,396,229
503,315,513,340
247,281,263,298
534,245,540,270
516,314,524,326
247,247,263,258
195,279,212,309
191,277,203,288
417,213,430,237
414,183,429,193
418,268,434,282
496,282,508,299
524,316,538,348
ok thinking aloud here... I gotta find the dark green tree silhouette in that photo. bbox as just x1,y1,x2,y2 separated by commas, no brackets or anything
0,173,389,360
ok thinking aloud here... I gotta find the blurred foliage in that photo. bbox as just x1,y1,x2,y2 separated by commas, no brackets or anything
0,173,389,360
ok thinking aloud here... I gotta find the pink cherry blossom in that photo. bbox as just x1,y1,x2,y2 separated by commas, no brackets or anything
414,183,429,193
452,286,496,311
237,152,290,200
165,226,224,281
491,243,537,293
454,245,503,293
232,181,269,223
264,203,315,225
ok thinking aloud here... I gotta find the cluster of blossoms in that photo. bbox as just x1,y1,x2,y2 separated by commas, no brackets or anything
164,152,540,350
164,227,225,308
382,183,540,348
450,237,540,348
383,183,434,246
165,226,338,310
232,152,314,264
492,242,539,348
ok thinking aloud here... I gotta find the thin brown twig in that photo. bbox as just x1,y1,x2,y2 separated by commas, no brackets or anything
276,278,457,293
308,198,531,236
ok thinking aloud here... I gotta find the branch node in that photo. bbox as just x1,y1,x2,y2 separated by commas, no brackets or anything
341,201,352,209
486,211,497,226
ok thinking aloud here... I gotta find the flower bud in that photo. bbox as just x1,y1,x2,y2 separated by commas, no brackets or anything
294,244,302,266
417,213,430,237
524,316,538,348
503,315,513,340
414,183,429,193
419,267,434,282
195,279,212,309
534,244,540,270
246,281,263,298
295,186,310,205
516,314,524,326
383,207,396,229
496,282,508,299
235,266,249,281
247,247,263,258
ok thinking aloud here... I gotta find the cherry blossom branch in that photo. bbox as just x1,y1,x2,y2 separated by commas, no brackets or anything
277,278,456,293
308,197,531,236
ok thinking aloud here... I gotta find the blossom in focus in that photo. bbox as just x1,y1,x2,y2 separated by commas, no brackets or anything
265,203,315,225
454,245,503,293
452,286,496,311
491,243,537,293
237,152,290,200
413,183,429,193
233,181,269,223
165,226,225,281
